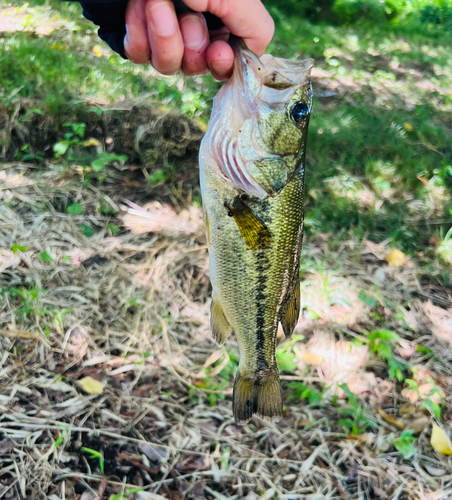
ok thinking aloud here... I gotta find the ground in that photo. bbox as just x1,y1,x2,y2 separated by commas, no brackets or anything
1,1,452,499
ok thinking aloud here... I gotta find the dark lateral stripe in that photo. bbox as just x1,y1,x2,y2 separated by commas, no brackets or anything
255,249,269,373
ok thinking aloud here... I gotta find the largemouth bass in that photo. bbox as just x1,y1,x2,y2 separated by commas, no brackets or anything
200,40,313,423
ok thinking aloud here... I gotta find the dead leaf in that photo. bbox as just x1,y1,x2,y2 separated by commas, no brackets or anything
431,424,452,455
403,382,445,404
399,404,416,417
0,250,21,272
80,491,97,500
377,408,405,429
84,138,100,147
138,443,168,462
403,122,413,132
386,249,405,267
406,415,430,434
299,349,325,365
294,331,378,397
77,376,104,395
308,189,318,200
192,348,229,379
93,45,103,57
122,200,203,237
425,465,446,477
1,324,39,339
423,301,452,347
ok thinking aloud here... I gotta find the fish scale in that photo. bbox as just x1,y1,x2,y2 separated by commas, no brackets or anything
200,40,313,423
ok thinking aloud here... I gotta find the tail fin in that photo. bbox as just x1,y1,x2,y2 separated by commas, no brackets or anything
233,369,282,424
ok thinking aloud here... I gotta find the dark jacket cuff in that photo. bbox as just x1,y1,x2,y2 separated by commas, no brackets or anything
80,1,128,58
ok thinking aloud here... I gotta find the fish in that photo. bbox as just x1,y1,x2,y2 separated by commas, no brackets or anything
199,38,313,424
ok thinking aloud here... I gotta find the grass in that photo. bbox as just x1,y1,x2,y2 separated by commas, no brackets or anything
1,0,452,498
1,0,452,256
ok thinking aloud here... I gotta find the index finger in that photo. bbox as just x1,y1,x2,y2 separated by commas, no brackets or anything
181,0,274,56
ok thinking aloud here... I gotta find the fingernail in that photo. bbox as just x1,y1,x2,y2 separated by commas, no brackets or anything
148,1,176,37
180,15,206,50
124,26,130,48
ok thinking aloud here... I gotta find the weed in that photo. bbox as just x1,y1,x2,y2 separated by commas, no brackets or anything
358,290,377,308
107,223,121,235
53,433,64,449
10,245,27,253
148,170,166,185
195,378,230,406
80,223,94,237
276,335,304,372
81,447,104,474
391,430,418,458
15,143,45,162
67,202,84,216
53,122,86,158
110,489,143,500
337,383,376,435
287,382,323,406
8,287,47,321
405,378,443,419
51,308,74,335
368,329,408,381
435,227,452,266
53,425,70,449
99,198,119,215
416,344,434,358
91,152,127,173
40,251,53,262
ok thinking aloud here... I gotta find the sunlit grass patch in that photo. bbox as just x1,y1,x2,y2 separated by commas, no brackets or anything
1,0,452,253
0,1,218,115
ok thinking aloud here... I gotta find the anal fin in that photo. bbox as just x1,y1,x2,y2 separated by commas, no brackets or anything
211,298,233,346
281,280,301,337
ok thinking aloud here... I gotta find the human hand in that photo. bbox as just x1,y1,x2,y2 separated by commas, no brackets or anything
123,0,274,79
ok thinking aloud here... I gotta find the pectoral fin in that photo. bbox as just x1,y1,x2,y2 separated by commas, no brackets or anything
226,197,271,250
281,280,301,337
211,298,233,345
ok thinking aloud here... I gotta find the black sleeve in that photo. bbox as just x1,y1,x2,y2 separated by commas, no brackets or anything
65,0,224,59
79,1,128,58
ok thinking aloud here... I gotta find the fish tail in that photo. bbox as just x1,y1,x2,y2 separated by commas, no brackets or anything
233,368,282,424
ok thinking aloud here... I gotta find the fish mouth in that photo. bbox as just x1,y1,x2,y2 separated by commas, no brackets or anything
231,36,313,103
203,38,313,199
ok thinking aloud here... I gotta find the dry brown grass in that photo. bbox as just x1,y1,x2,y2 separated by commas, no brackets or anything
1,160,452,500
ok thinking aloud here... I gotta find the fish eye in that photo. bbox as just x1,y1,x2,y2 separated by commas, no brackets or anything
290,102,310,122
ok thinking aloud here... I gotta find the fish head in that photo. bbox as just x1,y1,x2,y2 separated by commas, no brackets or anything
201,40,313,199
